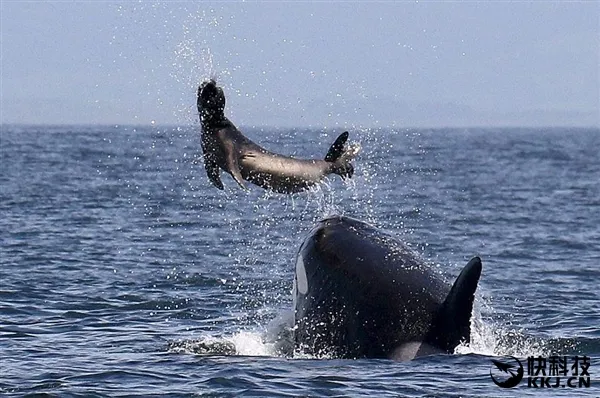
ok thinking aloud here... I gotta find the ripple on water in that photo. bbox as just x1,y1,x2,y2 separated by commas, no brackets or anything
1,126,599,396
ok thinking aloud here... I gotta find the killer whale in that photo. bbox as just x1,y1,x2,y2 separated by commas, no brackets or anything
197,80,360,194
293,215,482,360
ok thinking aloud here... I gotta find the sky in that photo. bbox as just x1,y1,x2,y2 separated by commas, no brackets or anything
1,1,599,128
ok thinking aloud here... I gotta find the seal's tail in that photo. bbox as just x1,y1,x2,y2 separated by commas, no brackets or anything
324,131,361,179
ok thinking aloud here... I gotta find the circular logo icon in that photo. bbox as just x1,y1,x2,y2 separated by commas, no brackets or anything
490,356,524,388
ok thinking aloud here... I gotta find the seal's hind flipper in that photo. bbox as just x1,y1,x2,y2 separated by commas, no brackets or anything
324,132,349,162
325,132,360,179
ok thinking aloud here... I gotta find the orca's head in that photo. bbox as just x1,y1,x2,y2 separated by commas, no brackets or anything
197,79,226,120
302,215,376,258
294,216,373,300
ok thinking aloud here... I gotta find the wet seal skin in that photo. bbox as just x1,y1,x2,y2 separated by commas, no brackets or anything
197,80,360,194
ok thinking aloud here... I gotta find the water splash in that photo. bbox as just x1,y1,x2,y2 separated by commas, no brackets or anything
113,4,237,125
170,9,232,125
164,124,590,363
168,310,295,358
456,294,584,358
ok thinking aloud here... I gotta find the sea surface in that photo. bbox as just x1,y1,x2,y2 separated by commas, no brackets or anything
1,125,599,397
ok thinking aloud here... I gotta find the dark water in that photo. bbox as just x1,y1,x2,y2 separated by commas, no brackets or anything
1,125,599,397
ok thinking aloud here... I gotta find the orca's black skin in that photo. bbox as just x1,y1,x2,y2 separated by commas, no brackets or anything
197,80,359,194
294,215,482,360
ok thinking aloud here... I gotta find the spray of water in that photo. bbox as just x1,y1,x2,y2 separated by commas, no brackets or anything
167,125,561,360
113,5,572,361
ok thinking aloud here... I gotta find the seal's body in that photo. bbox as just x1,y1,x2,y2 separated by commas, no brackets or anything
198,80,359,193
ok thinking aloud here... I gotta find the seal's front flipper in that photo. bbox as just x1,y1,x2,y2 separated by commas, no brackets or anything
224,143,247,191
201,134,224,190
205,158,224,190
228,160,247,191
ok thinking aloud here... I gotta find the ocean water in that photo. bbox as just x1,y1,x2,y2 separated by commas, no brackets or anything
1,124,599,397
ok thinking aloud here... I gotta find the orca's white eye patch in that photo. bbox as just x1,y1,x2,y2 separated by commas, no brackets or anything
295,255,308,295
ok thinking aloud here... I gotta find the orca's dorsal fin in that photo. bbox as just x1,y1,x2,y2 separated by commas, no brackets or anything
428,256,482,352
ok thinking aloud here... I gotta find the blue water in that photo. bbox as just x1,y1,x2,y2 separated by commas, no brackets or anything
1,125,599,397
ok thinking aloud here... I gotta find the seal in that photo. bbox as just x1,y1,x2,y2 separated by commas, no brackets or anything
197,80,360,194
294,215,483,360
